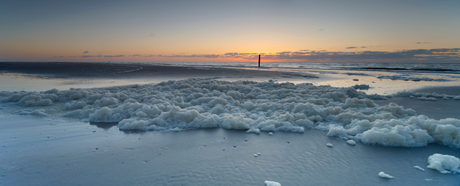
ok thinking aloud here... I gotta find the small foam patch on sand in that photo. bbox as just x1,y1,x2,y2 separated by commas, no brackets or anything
427,153,460,174
378,172,394,179
264,180,281,186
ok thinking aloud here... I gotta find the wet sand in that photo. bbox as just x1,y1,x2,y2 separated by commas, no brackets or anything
0,62,309,80
1,115,459,186
0,62,320,92
1,62,460,185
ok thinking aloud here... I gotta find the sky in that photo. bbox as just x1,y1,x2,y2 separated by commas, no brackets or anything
1,0,459,63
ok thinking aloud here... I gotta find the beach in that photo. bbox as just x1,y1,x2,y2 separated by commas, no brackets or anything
1,62,460,186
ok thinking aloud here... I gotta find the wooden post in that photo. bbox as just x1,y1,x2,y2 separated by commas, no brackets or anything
258,55,261,68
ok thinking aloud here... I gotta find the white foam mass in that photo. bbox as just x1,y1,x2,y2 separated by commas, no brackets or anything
246,126,260,134
427,153,460,174
1,79,460,148
397,91,460,101
347,140,356,146
264,180,281,186
378,172,394,179
377,75,451,82
413,166,425,171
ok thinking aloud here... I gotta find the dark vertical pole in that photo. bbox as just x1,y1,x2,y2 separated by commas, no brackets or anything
258,55,261,68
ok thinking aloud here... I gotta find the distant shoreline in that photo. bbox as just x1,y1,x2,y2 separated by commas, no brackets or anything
0,61,292,80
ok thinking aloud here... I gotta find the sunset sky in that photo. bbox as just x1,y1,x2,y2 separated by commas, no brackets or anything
1,0,459,63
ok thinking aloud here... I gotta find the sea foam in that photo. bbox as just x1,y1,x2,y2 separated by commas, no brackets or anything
1,79,460,148
427,153,460,174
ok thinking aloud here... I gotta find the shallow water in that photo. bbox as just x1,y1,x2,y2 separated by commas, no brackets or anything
2,62,460,95
0,72,174,92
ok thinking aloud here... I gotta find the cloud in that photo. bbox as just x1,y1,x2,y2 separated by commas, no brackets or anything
129,54,157,57
278,51,292,55
54,56,64,58
318,29,323,31
257,48,460,62
83,51,89,53
173,48,458,62
73,48,459,63
159,54,222,58
104,55,125,57
416,42,430,44
82,55,102,57
148,33,155,37
346,46,357,49
224,52,238,57
292,51,309,55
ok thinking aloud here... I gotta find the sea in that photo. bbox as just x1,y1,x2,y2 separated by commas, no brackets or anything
152,61,460,94
155,62,460,73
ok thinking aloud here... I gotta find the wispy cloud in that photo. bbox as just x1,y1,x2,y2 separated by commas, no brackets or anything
129,54,157,57
160,54,222,58
82,54,102,57
346,46,357,49
104,55,125,57
148,33,155,37
68,48,460,62
258,48,460,62
416,42,430,44
152,48,460,62
83,51,89,53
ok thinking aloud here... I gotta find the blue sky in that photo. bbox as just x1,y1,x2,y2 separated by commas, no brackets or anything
1,0,459,62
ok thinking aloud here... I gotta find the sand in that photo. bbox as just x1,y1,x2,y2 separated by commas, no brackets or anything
1,115,459,186
1,62,460,185
0,61,313,80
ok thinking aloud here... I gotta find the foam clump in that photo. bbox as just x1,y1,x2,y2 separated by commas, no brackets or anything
347,140,356,146
427,153,460,174
397,91,460,101
413,166,425,171
264,180,281,186
352,84,370,90
417,97,436,101
2,79,460,148
246,126,260,134
378,75,451,82
378,172,393,179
